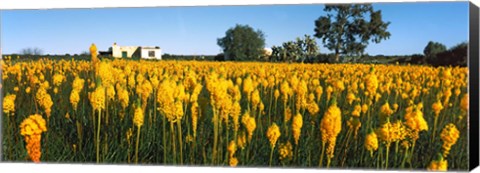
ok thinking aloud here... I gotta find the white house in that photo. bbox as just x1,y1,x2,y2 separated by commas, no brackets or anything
106,43,162,60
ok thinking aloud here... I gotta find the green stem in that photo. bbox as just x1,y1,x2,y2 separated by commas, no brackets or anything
268,88,273,124
327,157,331,168
177,120,183,165
269,146,275,167
163,114,167,163
7,114,12,160
431,116,438,144
385,143,390,169
319,142,325,167
400,146,408,168
96,109,101,163
171,122,177,164
212,108,218,165
135,125,141,164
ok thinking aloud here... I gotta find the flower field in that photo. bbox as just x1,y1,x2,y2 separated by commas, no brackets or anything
1,53,469,171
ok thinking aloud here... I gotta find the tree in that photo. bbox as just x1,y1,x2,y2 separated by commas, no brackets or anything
270,35,319,63
423,41,447,62
314,4,391,62
20,47,44,55
299,35,319,63
428,42,467,67
217,24,266,61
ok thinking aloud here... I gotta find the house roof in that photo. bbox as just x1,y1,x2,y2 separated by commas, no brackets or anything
139,46,161,49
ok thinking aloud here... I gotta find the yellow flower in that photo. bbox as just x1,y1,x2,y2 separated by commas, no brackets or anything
292,113,303,145
274,89,280,100
133,105,144,128
97,62,114,87
380,101,394,118
72,77,85,91
126,128,133,144
228,140,237,158
117,85,129,109
320,101,342,143
315,86,323,101
237,131,247,149
460,94,468,112
284,107,292,123
106,85,116,101
428,154,448,171
243,76,254,96
35,86,53,117
404,107,428,132
351,104,361,118
70,90,80,111
53,73,65,87
229,157,238,167
266,123,281,148
278,141,293,161
3,94,16,114
89,85,105,111
20,114,47,136
251,89,260,108
365,72,379,97
191,102,199,137
65,112,71,120
361,104,368,114
365,131,378,156
241,111,256,141
440,123,460,157
346,92,356,105
432,100,443,117
334,80,345,92
307,102,320,117
280,81,290,103
376,120,406,145
392,103,399,112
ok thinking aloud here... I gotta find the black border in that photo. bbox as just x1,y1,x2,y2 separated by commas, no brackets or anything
469,1,479,171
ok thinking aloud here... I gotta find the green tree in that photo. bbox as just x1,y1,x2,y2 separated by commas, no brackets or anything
270,35,319,63
217,24,266,61
423,41,447,62
20,47,44,55
300,35,319,63
314,4,391,62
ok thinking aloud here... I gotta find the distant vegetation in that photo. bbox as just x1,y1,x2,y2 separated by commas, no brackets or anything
19,47,44,55
217,24,266,61
4,4,467,67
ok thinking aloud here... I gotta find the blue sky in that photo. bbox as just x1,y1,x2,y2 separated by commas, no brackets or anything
0,2,469,56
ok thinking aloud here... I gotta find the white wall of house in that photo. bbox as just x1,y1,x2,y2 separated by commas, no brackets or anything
109,43,162,59
140,47,162,60
111,44,139,58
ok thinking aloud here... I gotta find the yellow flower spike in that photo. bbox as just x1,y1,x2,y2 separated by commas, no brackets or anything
292,113,303,145
267,123,281,148
460,94,468,112
365,130,378,157
133,105,144,128
432,100,443,117
380,101,394,118
228,140,237,158
278,141,293,162
3,94,16,115
428,153,448,171
241,111,256,142
19,114,47,163
440,123,460,157
320,97,342,159
229,157,239,167
351,104,361,118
